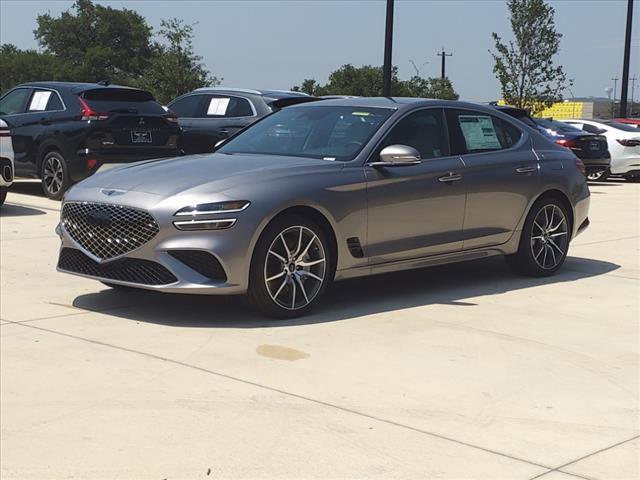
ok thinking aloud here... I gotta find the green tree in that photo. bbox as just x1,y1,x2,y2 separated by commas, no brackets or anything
490,0,570,112
292,79,320,96
0,44,74,94
34,0,153,84
136,19,219,103
404,76,459,100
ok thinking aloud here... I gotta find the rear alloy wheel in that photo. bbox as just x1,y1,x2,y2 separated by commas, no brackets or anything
586,170,609,182
41,151,71,200
248,215,331,318
507,197,570,277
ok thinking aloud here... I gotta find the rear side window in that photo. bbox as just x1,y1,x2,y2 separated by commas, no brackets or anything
28,90,52,111
46,92,64,111
81,88,164,115
580,123,604,134
447,109,522,154
204,95,254,118
0,88,30,115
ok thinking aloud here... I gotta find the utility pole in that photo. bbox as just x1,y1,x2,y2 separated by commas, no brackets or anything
382,0,394,97
630,75,637,107
619,0,634,117
437,48,452,79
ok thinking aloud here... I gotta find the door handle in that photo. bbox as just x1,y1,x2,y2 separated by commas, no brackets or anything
438,173,462,183
516,166,537,174
219,128,230,136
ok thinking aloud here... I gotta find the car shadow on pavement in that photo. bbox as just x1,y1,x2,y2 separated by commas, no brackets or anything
7,180,47,198
71,255,620,328
0,203,46,217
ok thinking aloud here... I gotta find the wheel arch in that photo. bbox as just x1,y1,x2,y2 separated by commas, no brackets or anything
532,189,575,237
36,142,65,177
250,204,339,281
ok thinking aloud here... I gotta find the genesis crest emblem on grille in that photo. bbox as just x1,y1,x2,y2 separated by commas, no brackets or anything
101,188,126,197
86,210,112,227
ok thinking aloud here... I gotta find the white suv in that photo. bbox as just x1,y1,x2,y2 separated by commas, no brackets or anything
0,118,14,205
563,119,640,181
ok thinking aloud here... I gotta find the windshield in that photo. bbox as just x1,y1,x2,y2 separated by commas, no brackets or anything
535,118,583,133
218,105,393,161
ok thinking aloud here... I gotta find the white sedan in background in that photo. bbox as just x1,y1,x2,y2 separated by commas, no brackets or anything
563,119,640,181
0,118,15,206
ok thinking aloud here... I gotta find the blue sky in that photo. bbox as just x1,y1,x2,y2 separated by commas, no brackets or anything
1,0,638,101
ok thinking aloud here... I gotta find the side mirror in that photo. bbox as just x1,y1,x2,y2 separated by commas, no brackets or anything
370,144,421,167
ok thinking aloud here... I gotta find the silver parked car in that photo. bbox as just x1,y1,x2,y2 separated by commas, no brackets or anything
56,98,590,318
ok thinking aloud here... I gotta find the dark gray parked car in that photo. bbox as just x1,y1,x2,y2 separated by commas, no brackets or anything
167,88,317,154
56,98,590,318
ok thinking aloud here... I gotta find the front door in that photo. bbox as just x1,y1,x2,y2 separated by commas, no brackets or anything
365,108,467,264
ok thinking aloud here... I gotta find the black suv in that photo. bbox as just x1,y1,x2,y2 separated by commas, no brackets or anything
168,88,318,154
0,82,181,199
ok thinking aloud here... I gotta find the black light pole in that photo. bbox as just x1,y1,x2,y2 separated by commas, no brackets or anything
619,0,634,117
382,0,394,97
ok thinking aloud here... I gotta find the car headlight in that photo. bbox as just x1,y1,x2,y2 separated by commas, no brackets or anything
174,201,250,216
172,201,249,231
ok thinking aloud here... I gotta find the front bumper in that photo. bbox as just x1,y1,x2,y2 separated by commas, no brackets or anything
55,193,253,295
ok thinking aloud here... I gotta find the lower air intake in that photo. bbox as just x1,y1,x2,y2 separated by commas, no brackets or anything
168,250,227,281
58,248,177,286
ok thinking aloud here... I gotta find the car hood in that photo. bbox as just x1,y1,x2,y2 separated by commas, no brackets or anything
76,153,340,196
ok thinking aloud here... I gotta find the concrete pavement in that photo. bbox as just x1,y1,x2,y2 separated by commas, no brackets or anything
1,179,639,479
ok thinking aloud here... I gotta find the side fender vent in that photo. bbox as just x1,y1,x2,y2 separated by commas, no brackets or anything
346,237,364,258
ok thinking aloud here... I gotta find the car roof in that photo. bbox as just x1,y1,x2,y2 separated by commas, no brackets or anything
17,81,142,92
192,87,310,99
288,97,501,113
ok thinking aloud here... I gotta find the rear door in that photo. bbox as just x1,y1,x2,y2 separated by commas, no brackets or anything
445,108,540,249
198,94,257,153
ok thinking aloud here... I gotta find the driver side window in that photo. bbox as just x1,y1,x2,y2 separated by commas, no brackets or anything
380,108,449,159
0,88,30,116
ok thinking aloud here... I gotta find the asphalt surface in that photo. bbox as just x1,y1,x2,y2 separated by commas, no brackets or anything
1,179,638,479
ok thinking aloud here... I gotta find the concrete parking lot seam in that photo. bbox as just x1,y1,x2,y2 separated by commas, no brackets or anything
527,434,640,480
3,318,595,479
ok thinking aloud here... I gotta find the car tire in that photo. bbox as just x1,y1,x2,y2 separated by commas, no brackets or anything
0,187,6,206
587,169,609,182
248,214,332,318
506,196,571,277
40,151,72,200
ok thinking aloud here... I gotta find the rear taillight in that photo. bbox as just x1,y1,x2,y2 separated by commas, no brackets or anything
616,138,640,147
574,158,586,176
556,139,580,150
77,97,110,121
164,111,179,123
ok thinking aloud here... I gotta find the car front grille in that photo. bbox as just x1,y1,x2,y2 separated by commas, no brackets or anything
61,202,159,260
58,248,177,285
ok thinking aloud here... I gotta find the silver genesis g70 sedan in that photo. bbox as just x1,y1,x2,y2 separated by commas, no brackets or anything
57,98,590,317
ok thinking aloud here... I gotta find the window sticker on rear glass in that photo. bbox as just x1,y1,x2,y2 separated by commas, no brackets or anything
458,115,501,150
207,98,230,116
29,91,52,111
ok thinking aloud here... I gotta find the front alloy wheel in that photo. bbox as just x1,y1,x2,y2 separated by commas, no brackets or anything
249,215,331,318
586,170,609,182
